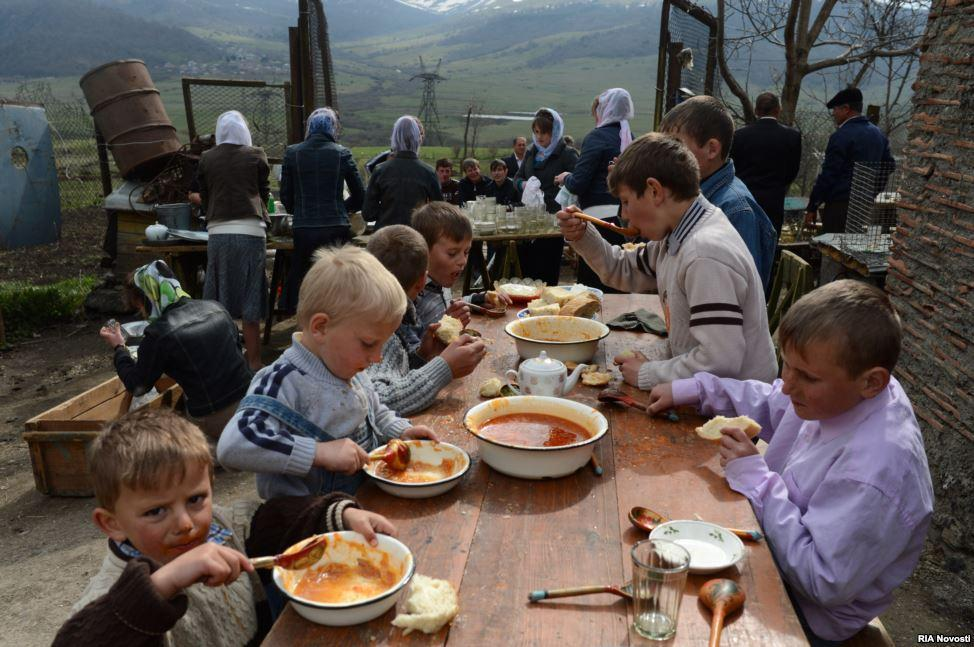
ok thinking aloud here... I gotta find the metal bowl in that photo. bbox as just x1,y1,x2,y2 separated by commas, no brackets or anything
464,396,608,479
505,315,610,363
273,531,414,626
363,440,470,499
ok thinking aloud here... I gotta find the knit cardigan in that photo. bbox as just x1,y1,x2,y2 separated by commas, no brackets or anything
570,195,778,389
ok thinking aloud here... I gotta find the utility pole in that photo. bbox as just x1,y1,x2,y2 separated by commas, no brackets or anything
412,57,446,146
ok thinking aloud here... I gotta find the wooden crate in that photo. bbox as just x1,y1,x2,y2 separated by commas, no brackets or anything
23,376,183,497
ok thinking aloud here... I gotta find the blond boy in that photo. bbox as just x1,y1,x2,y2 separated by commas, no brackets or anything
217,246,438,498
55,409,392,646
366,225,486,415
647,281,934,644
557,133,777,389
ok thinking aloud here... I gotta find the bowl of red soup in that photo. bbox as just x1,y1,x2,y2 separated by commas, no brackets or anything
363,440,470,498
505,315,610,364
464,396,608,479
273,531,414,626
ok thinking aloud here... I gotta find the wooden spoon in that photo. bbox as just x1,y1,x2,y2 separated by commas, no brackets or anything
467,302,507,318
250,534,327,570
529,582,633,602
628,505,764,542
571,210,640,237
699,578,746,647
598,388,680,422
368,438,411,471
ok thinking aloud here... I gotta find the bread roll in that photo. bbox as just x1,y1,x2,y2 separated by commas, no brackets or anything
559,291,600,318
485,291,504,309
391,575,459,635
695,415,761,441
479,377,503,398
581,371,611,386
435,315,463,344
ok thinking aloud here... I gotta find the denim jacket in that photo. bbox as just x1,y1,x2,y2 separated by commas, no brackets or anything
563,123,620,209
701,160,777,291
280,133,365,229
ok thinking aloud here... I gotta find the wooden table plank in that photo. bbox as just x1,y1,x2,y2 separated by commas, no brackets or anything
262,295,808,646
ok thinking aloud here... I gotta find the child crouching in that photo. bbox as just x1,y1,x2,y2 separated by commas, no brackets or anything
55,409,394,646
647,281,933,644
217,246,438,498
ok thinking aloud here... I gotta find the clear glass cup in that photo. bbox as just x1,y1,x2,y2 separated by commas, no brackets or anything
631,539,691,641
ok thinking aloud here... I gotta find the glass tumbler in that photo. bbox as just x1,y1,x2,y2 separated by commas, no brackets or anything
630,539,691,640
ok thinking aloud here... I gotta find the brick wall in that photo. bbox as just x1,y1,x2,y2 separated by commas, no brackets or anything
886,0,974,619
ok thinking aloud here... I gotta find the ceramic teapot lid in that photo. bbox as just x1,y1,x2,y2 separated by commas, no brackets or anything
521,351,565,374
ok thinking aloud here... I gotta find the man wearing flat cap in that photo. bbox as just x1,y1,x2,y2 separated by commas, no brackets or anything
805,87,895,232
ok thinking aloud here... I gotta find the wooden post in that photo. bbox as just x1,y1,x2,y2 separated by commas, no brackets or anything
94,127,113,197
181,78,197,141
299,0,316,115
288,26,305,144
654,0,671,129
462,107,473,160
665,41,685,113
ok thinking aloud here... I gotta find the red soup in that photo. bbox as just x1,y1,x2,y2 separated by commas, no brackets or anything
479,413,589,447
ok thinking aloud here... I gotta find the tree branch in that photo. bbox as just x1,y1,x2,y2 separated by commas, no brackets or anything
717,0,755,122
804,43,919,73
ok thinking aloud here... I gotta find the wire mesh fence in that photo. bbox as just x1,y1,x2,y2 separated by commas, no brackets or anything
12,81,113,211
182,79,291,163
668,7,717,98
842,160,898,253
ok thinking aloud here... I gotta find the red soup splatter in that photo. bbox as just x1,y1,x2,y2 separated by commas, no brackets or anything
479,414,589,447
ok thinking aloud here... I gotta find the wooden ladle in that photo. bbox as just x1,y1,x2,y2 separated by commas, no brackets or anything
367,438,411,471
629,506,764,542
699,578,746,647
598,388,680,422
528,582,633,602
250,534,327,570
571,210,640,237
467,302,507,318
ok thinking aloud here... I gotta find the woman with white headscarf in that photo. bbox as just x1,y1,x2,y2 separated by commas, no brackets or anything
553,88,635,291
279,107,365,313
196,110,270,370
513,107,578,285
363,115,442,230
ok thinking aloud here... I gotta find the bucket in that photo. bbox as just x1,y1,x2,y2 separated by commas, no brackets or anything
154,203,192,230
80,60,182,180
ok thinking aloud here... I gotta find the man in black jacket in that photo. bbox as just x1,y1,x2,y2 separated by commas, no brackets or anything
730,92,802,237
503,136,527,178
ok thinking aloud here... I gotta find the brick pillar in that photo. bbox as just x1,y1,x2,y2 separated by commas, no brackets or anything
886,0,974,618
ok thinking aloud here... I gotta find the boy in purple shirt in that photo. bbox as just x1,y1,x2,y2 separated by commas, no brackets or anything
648,280,933,645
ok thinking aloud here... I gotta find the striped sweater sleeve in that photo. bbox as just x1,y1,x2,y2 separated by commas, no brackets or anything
367,336,454,416
637,258,750,388
569,224,659,293
216,365,317,477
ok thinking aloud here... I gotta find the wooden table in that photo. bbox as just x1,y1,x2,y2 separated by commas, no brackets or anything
462,229,564,294
810,233,888,287
135,238,294,344
262,294,808,646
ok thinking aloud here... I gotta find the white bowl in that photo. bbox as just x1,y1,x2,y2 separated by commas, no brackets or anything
505,316,610,364
364,440,470,499
273,531,415,626
464,396,608,479
649,520,745,574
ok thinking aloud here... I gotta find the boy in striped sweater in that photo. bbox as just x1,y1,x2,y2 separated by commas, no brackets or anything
557,133,777,390
366,225,487,415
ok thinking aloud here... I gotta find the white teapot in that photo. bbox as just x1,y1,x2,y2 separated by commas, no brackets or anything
506,351,587,397
145,222,169,241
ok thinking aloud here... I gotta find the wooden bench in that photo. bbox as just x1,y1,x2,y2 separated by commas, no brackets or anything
23,375,183,496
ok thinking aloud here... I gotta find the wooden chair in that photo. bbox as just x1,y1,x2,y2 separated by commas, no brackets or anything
767,250,815,335
840,617,895,647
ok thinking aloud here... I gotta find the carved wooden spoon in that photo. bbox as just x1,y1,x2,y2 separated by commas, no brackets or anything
699,578,746,647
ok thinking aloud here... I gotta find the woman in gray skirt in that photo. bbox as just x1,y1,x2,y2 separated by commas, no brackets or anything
197,110,269,370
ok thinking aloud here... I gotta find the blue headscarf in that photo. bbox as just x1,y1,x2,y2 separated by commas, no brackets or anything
532,108,564,163
305,107,338,139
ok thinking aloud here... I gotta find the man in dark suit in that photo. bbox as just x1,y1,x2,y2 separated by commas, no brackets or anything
805,87,895,233
730,92,802,237
503,136,527,178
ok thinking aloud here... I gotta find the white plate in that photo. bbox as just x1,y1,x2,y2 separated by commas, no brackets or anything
168,229,209,242
649,520,745,574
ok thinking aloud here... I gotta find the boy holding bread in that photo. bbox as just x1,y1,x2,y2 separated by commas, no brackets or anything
217,246,438,497
366,225,487,415
647,281,934,645
557,133,777,390
56,409,394,645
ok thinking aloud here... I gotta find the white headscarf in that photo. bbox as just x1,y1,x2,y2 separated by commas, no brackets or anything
390,115,422,154
532,108,564,163
595,88,635,152
215,110,252,146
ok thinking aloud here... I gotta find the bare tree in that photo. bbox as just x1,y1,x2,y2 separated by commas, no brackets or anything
717,0,927,125
461,98,484,160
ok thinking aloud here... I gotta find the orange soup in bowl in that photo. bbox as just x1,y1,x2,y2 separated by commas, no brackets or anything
290,536,405,604
479,413,590,447
372,458,458,483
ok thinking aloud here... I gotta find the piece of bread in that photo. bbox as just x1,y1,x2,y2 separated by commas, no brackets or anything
435,315,463,345
695,415,762,441
484,291,504,309
391,575,459,635
527,298,546,309
581,370,612,387
528,302,560,316
559,291,600,318
541,286,574,305
479,377,503,398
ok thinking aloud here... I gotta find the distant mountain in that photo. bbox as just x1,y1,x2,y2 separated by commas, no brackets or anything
0,0,222,78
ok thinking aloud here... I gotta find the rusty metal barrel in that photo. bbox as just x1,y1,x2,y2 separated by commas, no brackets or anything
80,59,182,180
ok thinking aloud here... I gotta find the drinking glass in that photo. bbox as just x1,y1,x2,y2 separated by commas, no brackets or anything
631,539,691,640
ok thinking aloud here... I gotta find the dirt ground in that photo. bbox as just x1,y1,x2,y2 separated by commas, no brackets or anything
0,212,966,645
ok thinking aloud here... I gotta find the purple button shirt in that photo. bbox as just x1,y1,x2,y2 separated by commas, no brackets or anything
672,373,933,641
